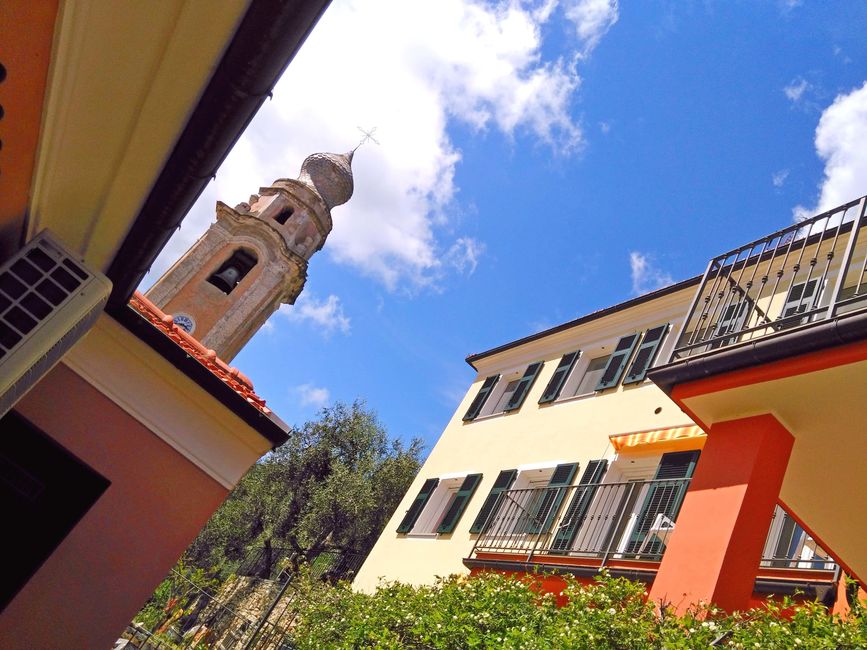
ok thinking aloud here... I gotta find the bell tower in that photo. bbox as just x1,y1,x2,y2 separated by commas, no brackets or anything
146,150,355,362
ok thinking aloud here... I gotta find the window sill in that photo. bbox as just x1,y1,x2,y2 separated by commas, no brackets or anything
552,391,600,406
469,410,509,423
404,533,439,539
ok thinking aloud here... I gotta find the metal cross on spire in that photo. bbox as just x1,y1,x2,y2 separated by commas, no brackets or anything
355,126,380,151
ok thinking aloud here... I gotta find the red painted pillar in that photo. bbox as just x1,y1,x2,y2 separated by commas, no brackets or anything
648,414,793,613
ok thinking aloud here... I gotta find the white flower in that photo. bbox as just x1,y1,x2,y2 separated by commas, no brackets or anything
607,608,616,615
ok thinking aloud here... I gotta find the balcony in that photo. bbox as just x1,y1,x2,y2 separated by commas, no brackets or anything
464,481,838,593
660,196,867,377
646,196,867,587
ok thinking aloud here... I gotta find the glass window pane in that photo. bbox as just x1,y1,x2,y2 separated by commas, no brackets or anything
494,379,520,412
574,355,610,396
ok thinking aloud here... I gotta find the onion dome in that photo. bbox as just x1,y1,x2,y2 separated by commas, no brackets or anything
297,150,354,210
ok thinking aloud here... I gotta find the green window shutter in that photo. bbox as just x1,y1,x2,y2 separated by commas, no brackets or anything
595,334,640,391
623,324,670,385
504,362,544,412
437,474,483,534
626,450,701,554
527,462,578,535
538,351,580,404
469,469,517,534
397,478,439,533
462,375,500,421
550,459,608,552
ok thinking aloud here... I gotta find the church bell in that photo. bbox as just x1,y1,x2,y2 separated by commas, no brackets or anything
209,265,241,293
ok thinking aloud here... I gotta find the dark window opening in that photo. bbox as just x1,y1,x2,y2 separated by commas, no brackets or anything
207,249,257,294
0,411,110,610
275,207,294,225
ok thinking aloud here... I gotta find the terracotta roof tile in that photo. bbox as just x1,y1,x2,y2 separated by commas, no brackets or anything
129,292,270,415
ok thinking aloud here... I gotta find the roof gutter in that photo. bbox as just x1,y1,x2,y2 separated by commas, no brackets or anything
649,308,867,396
105,0,332,309
465,276,702,369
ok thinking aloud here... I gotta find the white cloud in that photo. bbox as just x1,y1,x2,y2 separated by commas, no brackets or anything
794,82,867,220
563,0,619,56
599,120,611,134
630,251,674,295
148,0,615,292
295,383,330,408
278,293,351,335
772,169,789,188
784,77,810,103
445,237,484,274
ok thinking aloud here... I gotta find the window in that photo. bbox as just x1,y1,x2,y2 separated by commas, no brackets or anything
1,411,110,610
709,295,752,347
462,375,500,421
469,469,517,534
275,207,294,225
396,478,438,533
623,324,670,385
779,279,825,328
595,333,640,391
477,462,579,538
502,362,543,412
493,379,520,412
437,474,483,534
397,474,482,535
550,459,609,551
524,462,578,534
207,249,257,294
573,355,610,396
465,361,543,419
624,450,699,555
538,351,580,404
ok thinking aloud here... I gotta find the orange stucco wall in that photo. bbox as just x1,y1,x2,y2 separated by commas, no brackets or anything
649,415,794,613
0,364,229,649
469,568,835,614
0,0,59,256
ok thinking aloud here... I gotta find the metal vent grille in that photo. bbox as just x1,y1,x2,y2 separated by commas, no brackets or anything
0,230,111,419
0,238,91,359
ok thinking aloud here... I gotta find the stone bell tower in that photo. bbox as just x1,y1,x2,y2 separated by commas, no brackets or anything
146,150,355,362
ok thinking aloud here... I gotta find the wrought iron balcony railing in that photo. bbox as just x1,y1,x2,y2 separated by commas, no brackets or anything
670,196,867,361
467,480,837,575
760,505,837,573
469,478,691,565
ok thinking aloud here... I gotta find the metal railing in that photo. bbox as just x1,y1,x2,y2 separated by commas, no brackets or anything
235,546,365,583
469,482,839,576
469,478,691,565
123,548,366,649
120,566,292,649
671,196,867,360
760,505,837,573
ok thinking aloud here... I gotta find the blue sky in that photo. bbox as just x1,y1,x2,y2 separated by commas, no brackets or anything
145,0,867,453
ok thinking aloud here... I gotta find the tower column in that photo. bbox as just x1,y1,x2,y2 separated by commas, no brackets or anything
648,414,793,613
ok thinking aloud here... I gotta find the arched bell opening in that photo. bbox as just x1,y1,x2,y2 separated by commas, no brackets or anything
207,249,258,294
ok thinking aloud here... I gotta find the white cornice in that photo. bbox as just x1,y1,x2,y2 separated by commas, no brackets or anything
471,287,695,376
63,314,271,489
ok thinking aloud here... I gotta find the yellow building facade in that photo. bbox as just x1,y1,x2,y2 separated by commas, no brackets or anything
356,196,867,613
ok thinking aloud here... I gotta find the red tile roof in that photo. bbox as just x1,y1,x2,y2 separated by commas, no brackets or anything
129,292,270,415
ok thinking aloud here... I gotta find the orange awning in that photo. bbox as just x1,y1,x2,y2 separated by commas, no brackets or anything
609,425,706,452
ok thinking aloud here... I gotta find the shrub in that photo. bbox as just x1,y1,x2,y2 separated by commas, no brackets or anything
288,570,867,649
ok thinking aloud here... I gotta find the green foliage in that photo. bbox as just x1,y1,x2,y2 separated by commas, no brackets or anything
183,401,423,574
135,560,220,634
287,570,867,649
